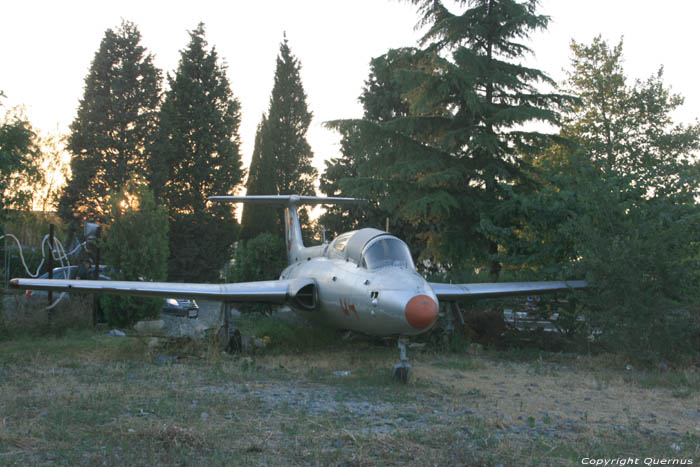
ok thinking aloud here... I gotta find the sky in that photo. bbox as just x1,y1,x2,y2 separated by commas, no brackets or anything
2,0,699,179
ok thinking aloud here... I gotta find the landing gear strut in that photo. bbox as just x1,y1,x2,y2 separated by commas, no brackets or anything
391,337,411,383
218,302,242,352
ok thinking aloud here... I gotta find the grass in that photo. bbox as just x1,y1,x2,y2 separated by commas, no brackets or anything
0,314,699,465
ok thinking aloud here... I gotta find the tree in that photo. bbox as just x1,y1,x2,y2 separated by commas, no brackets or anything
100,183,169,327
327,0,573,276
239,35,317,241
562,36,700,197
486,37,700,361
0,103,38,213
16,130,71,213
320,53,422,256
151,23,243,282
239,115,278,240
58,20,161,230
226,232,287,313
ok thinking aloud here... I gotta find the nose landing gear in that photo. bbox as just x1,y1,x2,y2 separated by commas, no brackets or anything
391,337,411,383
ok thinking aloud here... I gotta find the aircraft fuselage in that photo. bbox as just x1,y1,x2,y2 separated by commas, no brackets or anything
279,239,439,337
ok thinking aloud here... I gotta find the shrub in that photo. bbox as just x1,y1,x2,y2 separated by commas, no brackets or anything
227,232,286,314
100,183,169,327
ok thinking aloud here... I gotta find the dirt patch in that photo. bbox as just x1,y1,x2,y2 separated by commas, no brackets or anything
416,357,700,438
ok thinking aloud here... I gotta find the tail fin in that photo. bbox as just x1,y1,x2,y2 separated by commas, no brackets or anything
209,195,360,264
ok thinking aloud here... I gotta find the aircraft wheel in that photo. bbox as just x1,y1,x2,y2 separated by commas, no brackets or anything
391,362,412,383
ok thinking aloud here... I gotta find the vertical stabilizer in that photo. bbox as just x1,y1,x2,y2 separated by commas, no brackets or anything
208,195,361,265
283,201,304,264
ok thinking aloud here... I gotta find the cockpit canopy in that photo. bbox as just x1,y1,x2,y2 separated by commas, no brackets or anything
361,236,414,270
328,228,415,270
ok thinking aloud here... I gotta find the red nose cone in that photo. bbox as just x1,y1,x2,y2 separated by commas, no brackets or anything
405,294,438,330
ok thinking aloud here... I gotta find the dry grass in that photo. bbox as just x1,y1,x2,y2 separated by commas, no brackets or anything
0,327,697,466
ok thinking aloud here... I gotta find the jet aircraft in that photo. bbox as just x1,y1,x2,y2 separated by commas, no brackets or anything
11,195,585,380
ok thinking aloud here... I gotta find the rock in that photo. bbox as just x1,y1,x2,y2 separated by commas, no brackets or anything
135,315,215,339
107,329,125,337
134,320,166,336
147,337,161,349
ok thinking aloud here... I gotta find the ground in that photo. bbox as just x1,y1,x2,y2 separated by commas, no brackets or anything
0,304,698,465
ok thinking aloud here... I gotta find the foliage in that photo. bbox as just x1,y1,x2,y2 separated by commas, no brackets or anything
484,37,700,362
239,115,279,240
0,103,38,214
562,36,700,195
240,35,317,241
320,53,424,262
150,23,242,282
326,0,574,275
99,183,169,327
58,20,161,231
227,232,287,313
26,131,72,213
4,128,71,214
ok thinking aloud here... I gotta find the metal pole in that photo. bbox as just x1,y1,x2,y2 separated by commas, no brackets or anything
48,224,54,305
92,226,100,326
3,230,7,291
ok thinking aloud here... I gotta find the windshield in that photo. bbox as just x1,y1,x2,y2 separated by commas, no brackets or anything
362,237,414,270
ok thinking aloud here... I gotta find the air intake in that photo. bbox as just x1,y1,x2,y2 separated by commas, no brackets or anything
287,278,318,311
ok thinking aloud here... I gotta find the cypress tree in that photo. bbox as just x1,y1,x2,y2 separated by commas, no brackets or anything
240,35,317,240
239,114,278,240
59,20,161,230
151,23,243,282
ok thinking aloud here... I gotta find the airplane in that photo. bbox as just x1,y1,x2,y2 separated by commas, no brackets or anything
11,195,586,381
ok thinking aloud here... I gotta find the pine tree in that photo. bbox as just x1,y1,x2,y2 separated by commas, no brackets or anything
58,20,161,229
320,53,421,253
328,0,574,276
240,35,317,240
151,23,243,282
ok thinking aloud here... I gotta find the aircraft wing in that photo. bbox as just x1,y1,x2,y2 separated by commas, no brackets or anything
429,280,587,301
10,278,292,303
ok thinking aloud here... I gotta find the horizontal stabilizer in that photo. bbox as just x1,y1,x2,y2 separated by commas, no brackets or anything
430,280,587,301
208,195,361,205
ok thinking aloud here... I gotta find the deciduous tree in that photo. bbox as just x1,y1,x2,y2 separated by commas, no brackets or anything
0,103,37,213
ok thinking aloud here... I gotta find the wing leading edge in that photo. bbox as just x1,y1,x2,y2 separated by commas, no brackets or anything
10,278,291,303
430,280,587,301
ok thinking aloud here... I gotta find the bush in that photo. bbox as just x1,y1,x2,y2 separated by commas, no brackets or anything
227,233,286,313
100,184,169,327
